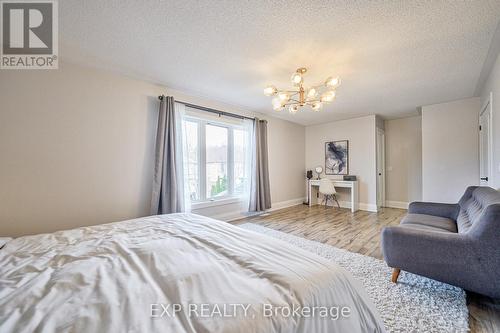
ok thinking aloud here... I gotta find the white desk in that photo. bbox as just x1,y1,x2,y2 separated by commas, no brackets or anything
308,179,359,212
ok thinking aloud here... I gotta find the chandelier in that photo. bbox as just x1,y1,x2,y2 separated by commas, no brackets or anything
263,67,341,113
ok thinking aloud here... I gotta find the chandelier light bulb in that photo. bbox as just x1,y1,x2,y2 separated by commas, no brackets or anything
291,72,303,86
320,91,336,103
307,88,317,99
278,92,290,102
325,76,341,88
289,105,299,114
311,102,322,111
264,85,277,96
272,97,283,110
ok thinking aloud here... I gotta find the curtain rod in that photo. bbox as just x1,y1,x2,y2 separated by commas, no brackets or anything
158,95,256,121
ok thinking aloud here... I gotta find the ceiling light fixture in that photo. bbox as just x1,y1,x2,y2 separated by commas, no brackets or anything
264,67,341,113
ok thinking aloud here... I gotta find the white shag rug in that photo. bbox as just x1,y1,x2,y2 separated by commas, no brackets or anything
240,223,469,333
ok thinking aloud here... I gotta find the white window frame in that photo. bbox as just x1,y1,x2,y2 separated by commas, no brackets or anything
183,115,248,207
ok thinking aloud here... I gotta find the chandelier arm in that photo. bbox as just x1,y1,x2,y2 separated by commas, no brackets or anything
278,90,300,94
311,83,339,92
310,83,327,90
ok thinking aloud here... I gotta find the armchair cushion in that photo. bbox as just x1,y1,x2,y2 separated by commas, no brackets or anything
408,202,460,220
401,213,457,232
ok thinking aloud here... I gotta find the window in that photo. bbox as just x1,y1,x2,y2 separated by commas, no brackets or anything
233,129,247,195
206,124,228,198
182,111,250,204
184,120,200,201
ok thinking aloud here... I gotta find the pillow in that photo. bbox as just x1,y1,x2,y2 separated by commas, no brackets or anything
0,237,12,249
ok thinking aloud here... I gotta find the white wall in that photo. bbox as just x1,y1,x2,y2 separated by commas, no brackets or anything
0,62,305,237
305,115,377,211
384,116,422,207
480,53,500,190
421,98,480,203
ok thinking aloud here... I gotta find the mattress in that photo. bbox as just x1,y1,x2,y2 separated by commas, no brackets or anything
0,213,384,332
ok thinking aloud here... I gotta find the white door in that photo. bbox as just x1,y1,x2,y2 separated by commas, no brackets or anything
479,94,492,186
376,128,386,209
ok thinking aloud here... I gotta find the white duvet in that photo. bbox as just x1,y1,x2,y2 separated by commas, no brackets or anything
0,213,384,332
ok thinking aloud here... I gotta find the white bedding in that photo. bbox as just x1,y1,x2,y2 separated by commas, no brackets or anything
0,237,11,249
0,213,384,332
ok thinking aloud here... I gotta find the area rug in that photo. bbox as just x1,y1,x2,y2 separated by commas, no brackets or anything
240,223,469,333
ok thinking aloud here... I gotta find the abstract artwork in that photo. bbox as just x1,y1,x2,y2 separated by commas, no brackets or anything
325,140,349,175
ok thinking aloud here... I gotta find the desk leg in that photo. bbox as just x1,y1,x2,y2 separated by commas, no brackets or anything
351,190,355,213
351,184,359,212
308,182,312,207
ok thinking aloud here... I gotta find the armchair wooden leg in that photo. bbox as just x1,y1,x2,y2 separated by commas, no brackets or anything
391,268,401,283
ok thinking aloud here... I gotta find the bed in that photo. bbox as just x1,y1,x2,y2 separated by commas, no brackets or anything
0,213,384,332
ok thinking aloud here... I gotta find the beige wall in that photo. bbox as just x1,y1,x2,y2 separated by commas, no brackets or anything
267,117,306,204
384,116,422,205
421,97,480,203
0,62,305,237
480,53,500,190
305,115,377,211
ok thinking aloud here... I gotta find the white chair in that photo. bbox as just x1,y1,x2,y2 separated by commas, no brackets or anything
319,178,340,208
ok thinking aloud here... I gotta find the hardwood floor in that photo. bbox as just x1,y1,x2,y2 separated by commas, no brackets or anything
234,204,500,333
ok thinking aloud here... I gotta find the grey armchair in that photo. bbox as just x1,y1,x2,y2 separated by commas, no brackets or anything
381,186,500,298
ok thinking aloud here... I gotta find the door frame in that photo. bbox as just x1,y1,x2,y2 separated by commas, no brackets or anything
479,92,493,186
376,128,386,209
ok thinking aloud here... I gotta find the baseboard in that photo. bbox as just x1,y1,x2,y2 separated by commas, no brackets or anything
385,201,409,209
359,203,378,212
209,197,306,222
327,200,378,212
268,198,306,212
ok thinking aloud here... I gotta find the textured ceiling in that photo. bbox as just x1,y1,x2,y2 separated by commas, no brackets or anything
59,0,500,125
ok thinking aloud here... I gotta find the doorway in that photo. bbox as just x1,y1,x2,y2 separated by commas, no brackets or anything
376,128,386,209
479,92,493,186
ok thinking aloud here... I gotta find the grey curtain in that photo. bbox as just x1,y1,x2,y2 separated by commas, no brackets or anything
150,96,184,215
249,118,271,212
